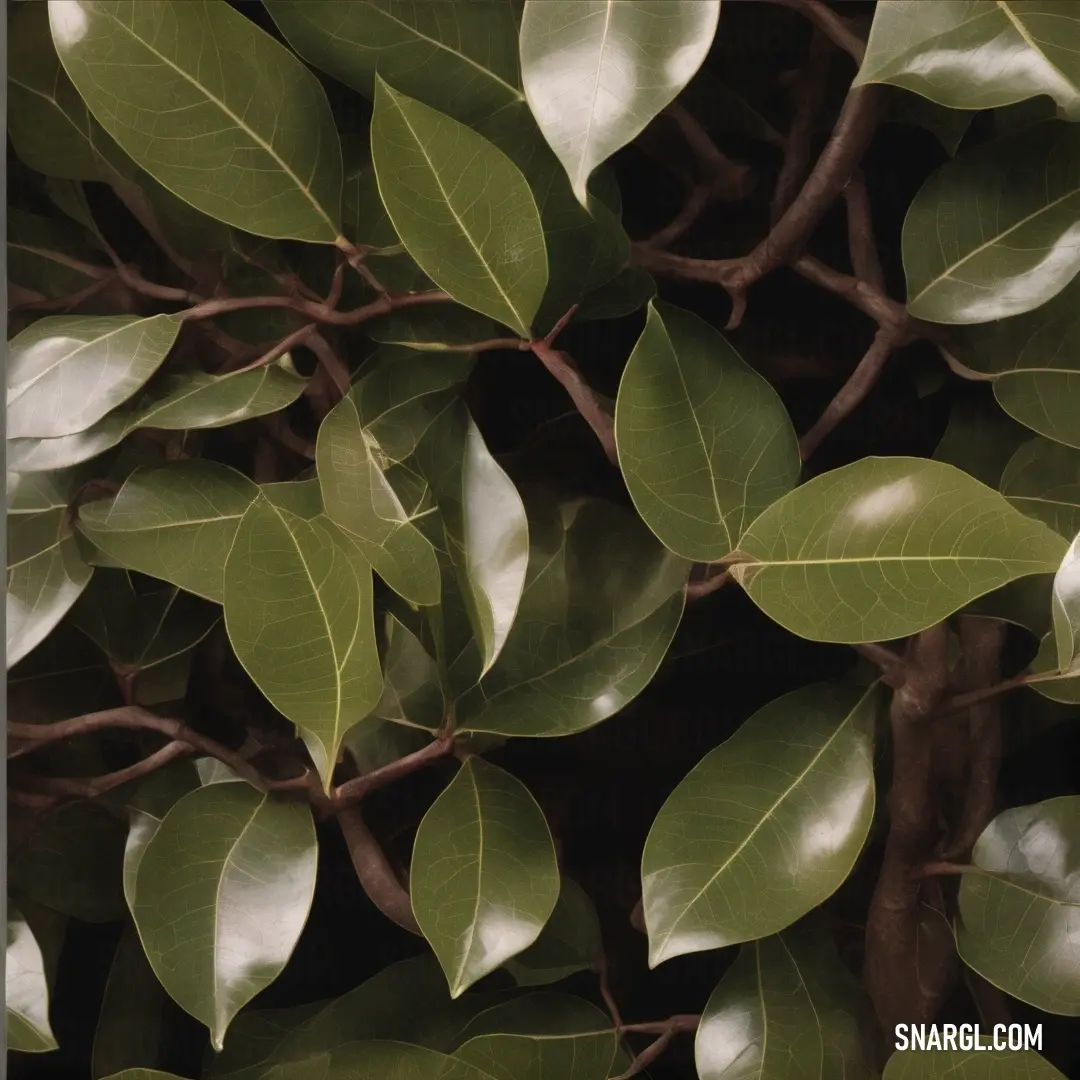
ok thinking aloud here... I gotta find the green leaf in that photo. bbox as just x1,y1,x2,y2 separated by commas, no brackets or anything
456,496,687,736
520,0,720,205
8,359,308,474
10,800,128,922
454,993,618,1080
7,314,182,440
732,457,1067,645
260,478,324,521
965,574,1055,638
903,121,1080,324
8,507,94,669
883,1051,1066,1080
205,1001,327,1080
98,1071,192,1080
265,1,525,127
642,681,880,966
1000,437,1080,539
5,902,59,1053
132,783,318,1049
50,0,343,242
363,613,445,734
411,756,560,996
856,0,1080,118
947,276,1080,450
957,797,1080,1015
412,399,530,680
888,87,974,157
316,350,475,606
1052,534,1080,673
224,497,382,788
504,879,602,987
77,462,258,603
120,758,201,911
616,301,800,561
262,1041,494,1080
371,78,548,337
575,266,656,323
7,209,108,299
367,307,502,351
91,923,169,1079
696,920,874,1080
933,395,1032,489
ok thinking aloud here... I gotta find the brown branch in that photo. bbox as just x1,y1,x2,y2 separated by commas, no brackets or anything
530,340,618,463
337,804,420,934
853,642,906,687
12,276,115,312
306,330,352,399
8,708,272,792
331,734,455,812
843,170,886,292
920,861,978,878
613,1016,700,1080
685,569,730,601
761,0,867,64
792,255,908,328
261,413,316,460
336,235,388,295
181,288,451,327
596,952,625,1029
943,670,1048,716
646,184,714,250
799,324,901,460
230,323,318,376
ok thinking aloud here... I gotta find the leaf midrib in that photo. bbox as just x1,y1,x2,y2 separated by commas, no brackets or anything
575,0,616,196
996,1,1080,105
98,6,338,239
454,760,486,994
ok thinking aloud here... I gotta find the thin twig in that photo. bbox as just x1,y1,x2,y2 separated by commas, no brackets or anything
920,861,978,878
596,952,625,1030
331,734,455,812
181,288,451,327
13,276,115,312
613,1015,700,1080
793,255,908,328
306,330,352,398
853,642,906,687
843,170,886,292
761,0,868,64
230,323,317,375
943,671,1052,716
799,325,901,460
685,569,730,601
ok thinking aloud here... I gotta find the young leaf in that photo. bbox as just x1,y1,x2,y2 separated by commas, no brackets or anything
957,797,1080,1016
5,903,59,1053
410,756,560,996
223,497,382,789
696,920,875,1080
616,301,800,561
903,121,1080,323
642,681,880,967
7,507,94,669
49,0,343,242
519,0,720,205
1000,437,1080,539
131,783,318,1050
7,314,182,439
371,77,548,337
882,1050,1067,1080
456,496,687,736
77,462,259,603
856,1,1080,118
732,457,1067,645
947,275,1080,450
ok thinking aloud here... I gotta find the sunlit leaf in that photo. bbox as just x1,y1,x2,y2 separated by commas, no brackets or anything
50,0,343,241
411,756,560,996
5,902,59,1053
642,681,880,966
504,879,602,987
732,457,1066,644
903,121,1080,324
520,0,720,205
957,797,1080,1015
1052,534,1080,674
616,301,800,561
132,783,318,1049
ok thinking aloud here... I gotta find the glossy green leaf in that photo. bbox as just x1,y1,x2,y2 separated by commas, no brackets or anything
732,457,1067,645
266,1,524,127
1001,437,1080,539
520,0,720,205
10,800,128,922
77,462,258,603
883,1051,1066,1080
7,209,108,299
411,756,560,996
904,121,1080,324
367,307,502,351
121,758,202,911
455,993,618,1080
456,496,687,736
642,681,880,966
933,395,1033,489
965,574,1055,638
132,783,318,1049
856,0,1080,118
947,276,1080,449
363,613,445,733
575,266,656,323
224,497,381,788
50,0,343,242
1052,534,1080,673
957,798,1080,1015
7,314,182,440
504,879,602,987
8,358,307,474
8,507,94,669
696,920,874,1080
616,302,800,561
371,78,548,337
5,902,58,1053
888,87,974,157
412,399,530,680
92,923,169,1079
204,1000,327,1080
316,350,475,606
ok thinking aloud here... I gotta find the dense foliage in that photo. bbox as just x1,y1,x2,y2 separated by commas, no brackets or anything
6,2,1080,1079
